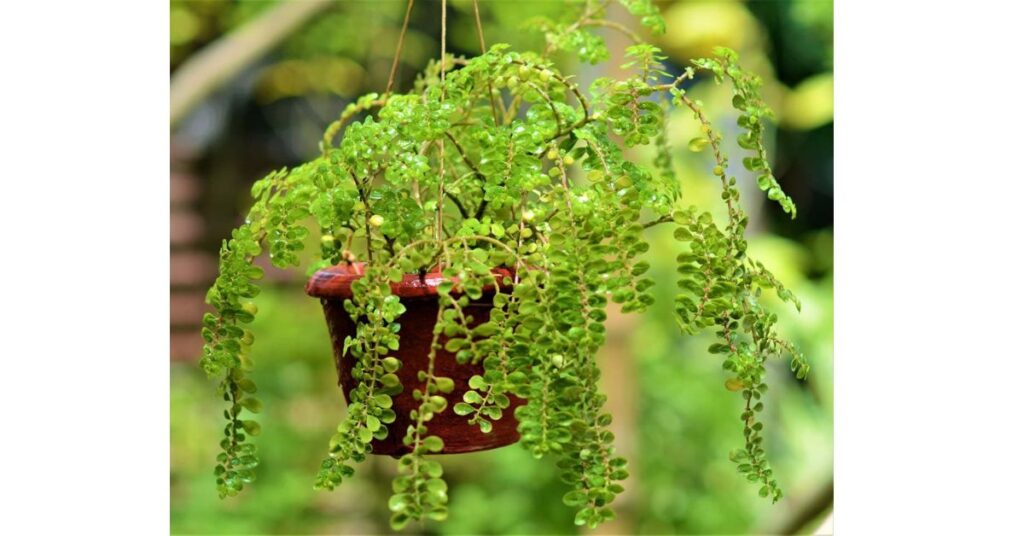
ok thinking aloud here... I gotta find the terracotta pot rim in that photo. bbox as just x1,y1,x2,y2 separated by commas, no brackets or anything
305,261,515,300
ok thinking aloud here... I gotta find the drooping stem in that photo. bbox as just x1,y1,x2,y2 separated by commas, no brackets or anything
676,92,740,236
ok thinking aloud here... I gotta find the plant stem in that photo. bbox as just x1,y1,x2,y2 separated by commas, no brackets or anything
581,18,642,44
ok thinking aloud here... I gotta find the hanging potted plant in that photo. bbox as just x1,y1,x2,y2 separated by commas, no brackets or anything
199,0,810,529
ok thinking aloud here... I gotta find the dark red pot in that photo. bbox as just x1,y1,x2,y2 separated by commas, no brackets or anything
306,262,524,456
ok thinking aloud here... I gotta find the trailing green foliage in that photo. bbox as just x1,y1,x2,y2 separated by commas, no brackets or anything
200,1,809,529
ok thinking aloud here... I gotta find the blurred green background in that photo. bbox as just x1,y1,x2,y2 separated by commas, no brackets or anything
170,1,833,534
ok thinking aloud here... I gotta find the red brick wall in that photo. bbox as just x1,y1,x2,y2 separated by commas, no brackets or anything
170,142,214,362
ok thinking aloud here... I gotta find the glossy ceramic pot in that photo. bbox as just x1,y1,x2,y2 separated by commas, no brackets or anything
306,262,524,456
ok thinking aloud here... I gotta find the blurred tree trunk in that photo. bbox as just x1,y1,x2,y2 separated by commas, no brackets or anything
762,476,833,534
170,0,334,129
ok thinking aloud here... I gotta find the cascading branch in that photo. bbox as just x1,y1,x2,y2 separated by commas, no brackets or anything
199,0,810,529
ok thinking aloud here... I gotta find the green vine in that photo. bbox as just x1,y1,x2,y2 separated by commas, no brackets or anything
200,1,811,529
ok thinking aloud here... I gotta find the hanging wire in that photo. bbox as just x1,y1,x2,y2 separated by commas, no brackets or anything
384,0,415,96
436,0,448,242
472,0,501,125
